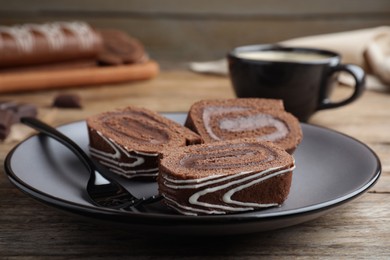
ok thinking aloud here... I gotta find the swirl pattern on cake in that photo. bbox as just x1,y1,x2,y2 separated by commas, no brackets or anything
87,106,201,179
185,98,302,154
158,138,295,215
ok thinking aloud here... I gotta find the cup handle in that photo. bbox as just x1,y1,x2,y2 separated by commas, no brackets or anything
317,64,365,110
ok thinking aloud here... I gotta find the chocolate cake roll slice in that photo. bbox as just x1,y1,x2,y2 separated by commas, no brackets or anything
97,29,148,65
87,106,201,179
185,98,302,153
158,138,295,215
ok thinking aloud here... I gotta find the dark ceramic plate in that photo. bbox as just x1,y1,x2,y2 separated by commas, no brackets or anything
4,113,381,235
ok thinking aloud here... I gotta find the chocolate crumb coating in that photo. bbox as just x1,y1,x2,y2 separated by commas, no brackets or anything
158,138,295,215
53,94,82,108
86,106,201,179
185,98,302,154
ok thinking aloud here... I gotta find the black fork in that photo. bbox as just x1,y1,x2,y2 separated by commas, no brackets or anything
21,117,161,211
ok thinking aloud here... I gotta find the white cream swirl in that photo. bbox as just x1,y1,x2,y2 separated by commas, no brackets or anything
162,164,295,215
89,130,158,178
202,106,289,142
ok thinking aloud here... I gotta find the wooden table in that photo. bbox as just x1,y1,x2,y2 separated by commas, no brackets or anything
1,69,389,258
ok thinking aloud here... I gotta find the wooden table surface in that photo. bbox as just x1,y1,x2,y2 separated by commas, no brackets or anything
1,68,389,259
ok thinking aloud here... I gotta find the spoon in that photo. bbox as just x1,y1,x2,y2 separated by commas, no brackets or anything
21,117,161,211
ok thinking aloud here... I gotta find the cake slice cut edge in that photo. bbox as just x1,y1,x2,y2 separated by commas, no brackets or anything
158,138,295,215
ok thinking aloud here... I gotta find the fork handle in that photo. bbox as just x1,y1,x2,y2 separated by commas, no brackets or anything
21,117,95,173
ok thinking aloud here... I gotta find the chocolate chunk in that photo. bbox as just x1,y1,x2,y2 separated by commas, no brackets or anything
13,104,38,123
0,101,38,123
0,101,38,140
0,110,14,140
0,100,18,111
53,94,82,108
0,101,19,123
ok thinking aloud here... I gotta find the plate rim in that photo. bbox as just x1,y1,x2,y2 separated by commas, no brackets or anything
3,115,382,226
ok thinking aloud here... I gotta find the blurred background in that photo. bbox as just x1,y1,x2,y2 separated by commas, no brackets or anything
0,0,389,62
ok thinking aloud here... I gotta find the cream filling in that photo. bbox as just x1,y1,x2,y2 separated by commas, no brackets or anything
178,142,274,170
219,114,288,141
202,106,247,140
163,196,225,215
202,106,288,142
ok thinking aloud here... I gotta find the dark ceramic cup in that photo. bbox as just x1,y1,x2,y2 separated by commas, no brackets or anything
227,44,365,122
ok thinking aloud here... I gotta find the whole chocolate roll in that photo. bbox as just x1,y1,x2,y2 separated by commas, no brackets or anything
0,21,103,68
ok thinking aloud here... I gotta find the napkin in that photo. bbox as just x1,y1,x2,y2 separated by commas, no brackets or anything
281,26,390,91
189,26,390,91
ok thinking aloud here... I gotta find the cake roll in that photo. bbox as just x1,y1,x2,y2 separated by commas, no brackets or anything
0,21,102,68
185,98,302,154
86,106,201,179
158,138,295,215
97,29,148,65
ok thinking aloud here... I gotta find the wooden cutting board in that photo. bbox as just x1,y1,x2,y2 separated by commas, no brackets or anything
0,60,159,94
